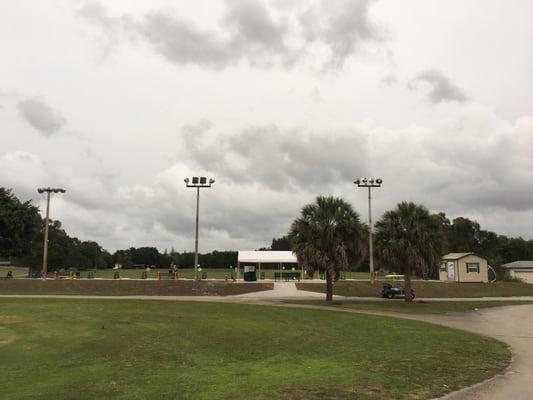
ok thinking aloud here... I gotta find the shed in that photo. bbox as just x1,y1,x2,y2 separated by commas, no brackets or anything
439,253,488,283
501,261,533,284
237,251,300,281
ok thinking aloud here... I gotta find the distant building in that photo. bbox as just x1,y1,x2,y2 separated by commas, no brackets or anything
501,261,533,284
439,253,488,283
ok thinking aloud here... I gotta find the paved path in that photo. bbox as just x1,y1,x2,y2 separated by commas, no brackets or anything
228,281,338,300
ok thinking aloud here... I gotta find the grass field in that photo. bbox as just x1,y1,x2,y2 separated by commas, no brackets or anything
0,266,369,280
0,280,273,296
0,266,28,278
0,299,510,400
297,281,533,298
286,299,533,314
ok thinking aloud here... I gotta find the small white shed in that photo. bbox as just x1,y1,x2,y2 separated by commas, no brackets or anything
439,253,489,283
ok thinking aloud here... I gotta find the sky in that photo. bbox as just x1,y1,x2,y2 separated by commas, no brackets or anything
1,0,533,252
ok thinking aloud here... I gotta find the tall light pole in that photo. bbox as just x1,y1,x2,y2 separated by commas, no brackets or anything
353,178,382,283
184,176,215,281
37,187,66,280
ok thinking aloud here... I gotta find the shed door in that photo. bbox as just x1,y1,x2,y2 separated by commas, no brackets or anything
447,262,455,281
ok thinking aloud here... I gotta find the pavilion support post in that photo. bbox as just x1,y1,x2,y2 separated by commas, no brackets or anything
258,263,261,280
237,261,240,281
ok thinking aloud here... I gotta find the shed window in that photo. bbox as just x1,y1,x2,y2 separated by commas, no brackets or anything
466,263,480,273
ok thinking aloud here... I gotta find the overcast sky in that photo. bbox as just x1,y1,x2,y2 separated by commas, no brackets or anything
1,0,533,252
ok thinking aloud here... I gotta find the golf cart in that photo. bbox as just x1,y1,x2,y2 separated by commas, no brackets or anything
381,275,415,299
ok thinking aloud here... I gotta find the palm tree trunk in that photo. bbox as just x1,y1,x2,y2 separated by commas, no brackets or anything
326,271,333,302
404,266,414,302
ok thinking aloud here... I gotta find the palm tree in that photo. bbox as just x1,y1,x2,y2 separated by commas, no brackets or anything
375,202,444,302
289,196,366,302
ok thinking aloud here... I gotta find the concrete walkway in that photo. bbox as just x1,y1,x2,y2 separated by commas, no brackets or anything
228,281,338,300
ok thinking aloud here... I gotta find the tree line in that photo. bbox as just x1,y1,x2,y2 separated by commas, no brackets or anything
273,214,533,272
0,188,239,270
2,187,533,278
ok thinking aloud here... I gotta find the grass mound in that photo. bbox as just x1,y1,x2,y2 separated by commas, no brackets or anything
297,281,533,298
0,280,273,296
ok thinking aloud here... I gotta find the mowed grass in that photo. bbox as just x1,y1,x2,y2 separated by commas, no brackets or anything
297,281,533,298
0,266,28,278
0,299,510,400
287,299,533,314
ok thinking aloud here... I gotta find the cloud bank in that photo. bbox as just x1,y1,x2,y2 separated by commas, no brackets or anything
79,0,385,69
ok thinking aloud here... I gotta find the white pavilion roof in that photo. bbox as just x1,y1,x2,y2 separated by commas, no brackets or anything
237,251,298,263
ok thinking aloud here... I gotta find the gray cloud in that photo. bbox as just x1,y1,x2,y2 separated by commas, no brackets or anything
134,12,235,69
77,1,120,57
224,0,287,54
129,1,290,69
180,122,370,191
16,97,67,136
79,0,384,69
300,0,382,65
411,69,468,103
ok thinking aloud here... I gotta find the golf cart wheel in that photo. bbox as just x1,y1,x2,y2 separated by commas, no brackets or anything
386,292,394,299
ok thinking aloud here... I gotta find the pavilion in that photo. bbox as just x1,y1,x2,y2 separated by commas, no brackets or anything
237,251,302,281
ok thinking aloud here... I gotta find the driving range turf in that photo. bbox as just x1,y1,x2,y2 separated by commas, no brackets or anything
0,267,369,280
0,299,510,400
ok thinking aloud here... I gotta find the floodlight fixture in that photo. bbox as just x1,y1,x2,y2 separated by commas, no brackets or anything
185,176,215,188
354,177,383,188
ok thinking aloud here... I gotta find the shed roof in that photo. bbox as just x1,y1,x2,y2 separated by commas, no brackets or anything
238,251,298,263
442,252,475,260
501,261,533,269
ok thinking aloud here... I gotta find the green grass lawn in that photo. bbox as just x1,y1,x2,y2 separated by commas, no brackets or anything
297,281,533,298
0,266,28,278
0,299,510,400
287,299,533,314
90,268,369,280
